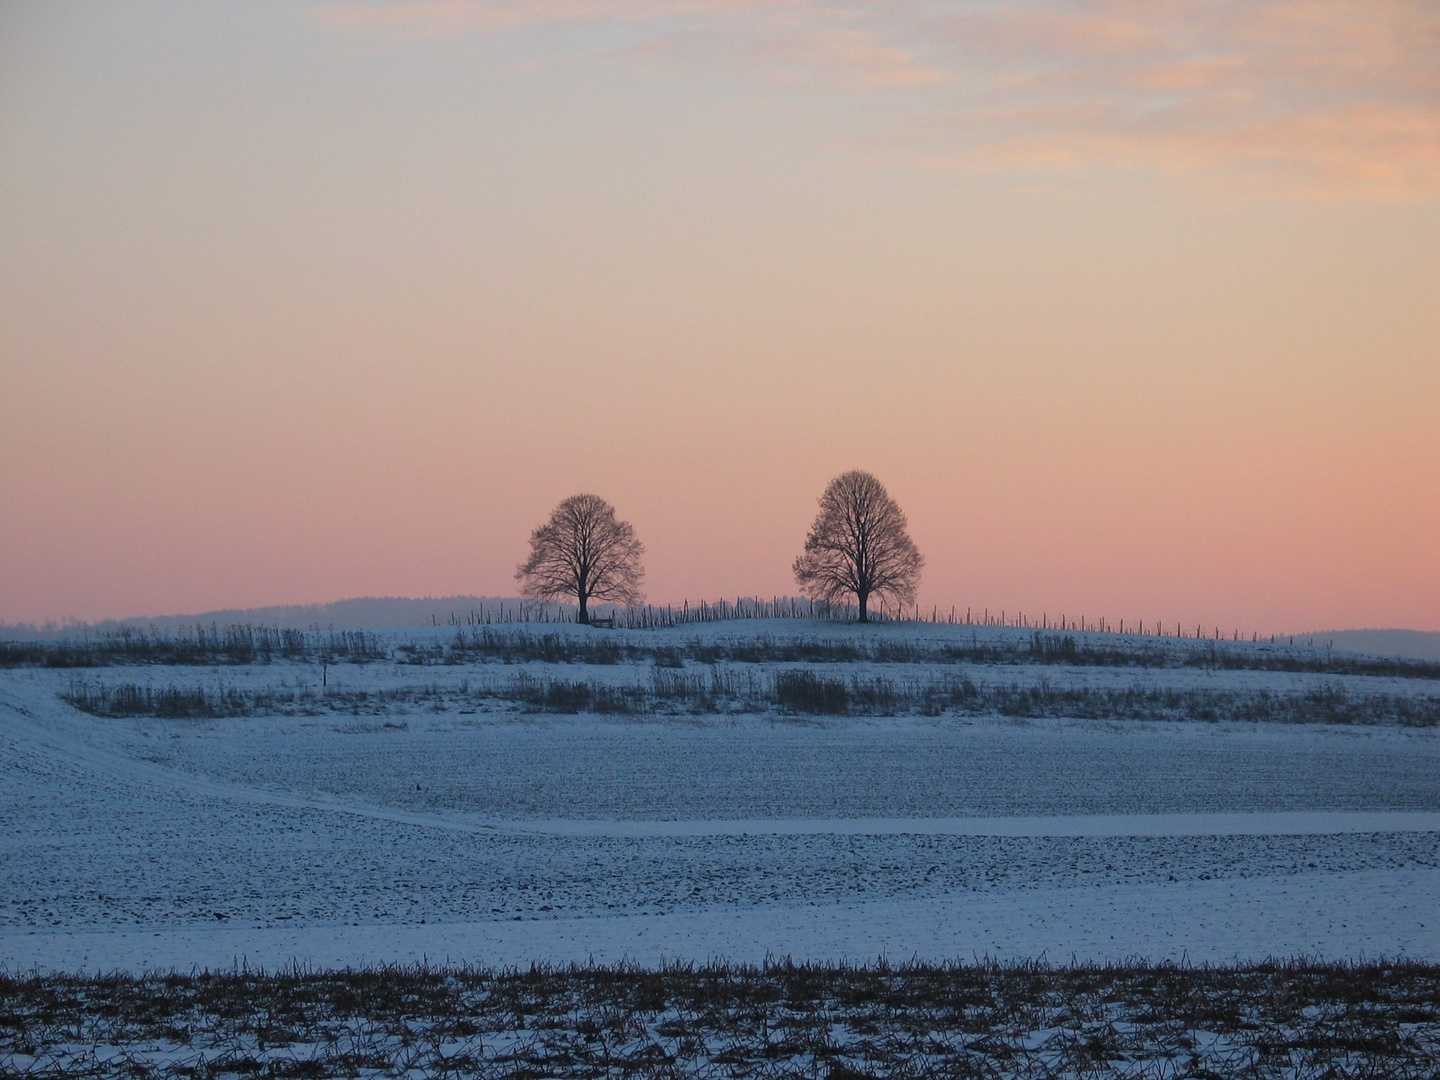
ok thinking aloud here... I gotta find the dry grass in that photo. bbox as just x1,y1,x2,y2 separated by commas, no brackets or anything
60,673,1440,726
427,629,1440,682
3,957,1438,1078
11,627,1440,682
0,627,384,669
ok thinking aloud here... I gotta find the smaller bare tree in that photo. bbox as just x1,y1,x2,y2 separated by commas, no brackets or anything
516,494,645,625
793,470,923,623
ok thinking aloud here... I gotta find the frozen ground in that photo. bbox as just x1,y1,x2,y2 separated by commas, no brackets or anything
2,621,1438,972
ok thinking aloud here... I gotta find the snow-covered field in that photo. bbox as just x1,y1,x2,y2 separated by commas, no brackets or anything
3,620,1438,972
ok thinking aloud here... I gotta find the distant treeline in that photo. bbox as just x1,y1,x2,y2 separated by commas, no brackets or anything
0,596,571,640
63,672,1440,727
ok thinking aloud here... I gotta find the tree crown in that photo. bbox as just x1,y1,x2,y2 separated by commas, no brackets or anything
516,493,645,611
793,470,923,615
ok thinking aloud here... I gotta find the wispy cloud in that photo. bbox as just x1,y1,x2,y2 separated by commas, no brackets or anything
311,0,804,38
945,10,1169,58
942,1,1440,198
752,27,947,89
941,102,1440,200
312,0,622,37
311,0,1440,198
312,0,942,90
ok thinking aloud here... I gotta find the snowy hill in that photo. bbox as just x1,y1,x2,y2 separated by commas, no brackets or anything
1305,628,1440,662
2,617,1439,973
0,595,563,638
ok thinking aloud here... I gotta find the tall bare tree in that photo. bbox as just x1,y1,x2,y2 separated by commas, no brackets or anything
793,470,923,623
516,494,645,624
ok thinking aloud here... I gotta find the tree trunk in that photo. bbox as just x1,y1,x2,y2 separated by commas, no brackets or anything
577,595,590,625
857,592,869,623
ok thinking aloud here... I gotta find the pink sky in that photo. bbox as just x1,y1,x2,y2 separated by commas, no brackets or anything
1,1,1437,632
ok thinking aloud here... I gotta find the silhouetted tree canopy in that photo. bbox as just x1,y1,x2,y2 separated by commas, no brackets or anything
793,470,923,623
516,494,644,625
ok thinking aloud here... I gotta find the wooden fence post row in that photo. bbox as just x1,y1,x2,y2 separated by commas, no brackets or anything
433,599,1311,649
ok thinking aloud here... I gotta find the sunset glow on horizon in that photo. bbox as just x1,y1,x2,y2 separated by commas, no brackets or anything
1,1,1437,633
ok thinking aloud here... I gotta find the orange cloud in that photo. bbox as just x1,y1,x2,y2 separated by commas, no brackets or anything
312,0,1440,198
929,1,1440,199
941,102,1440,200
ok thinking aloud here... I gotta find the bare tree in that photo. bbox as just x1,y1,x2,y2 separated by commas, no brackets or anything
793,470,923,623
516,494,645,624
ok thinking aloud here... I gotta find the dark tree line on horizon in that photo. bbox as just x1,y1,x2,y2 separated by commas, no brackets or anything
516,471,923,625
